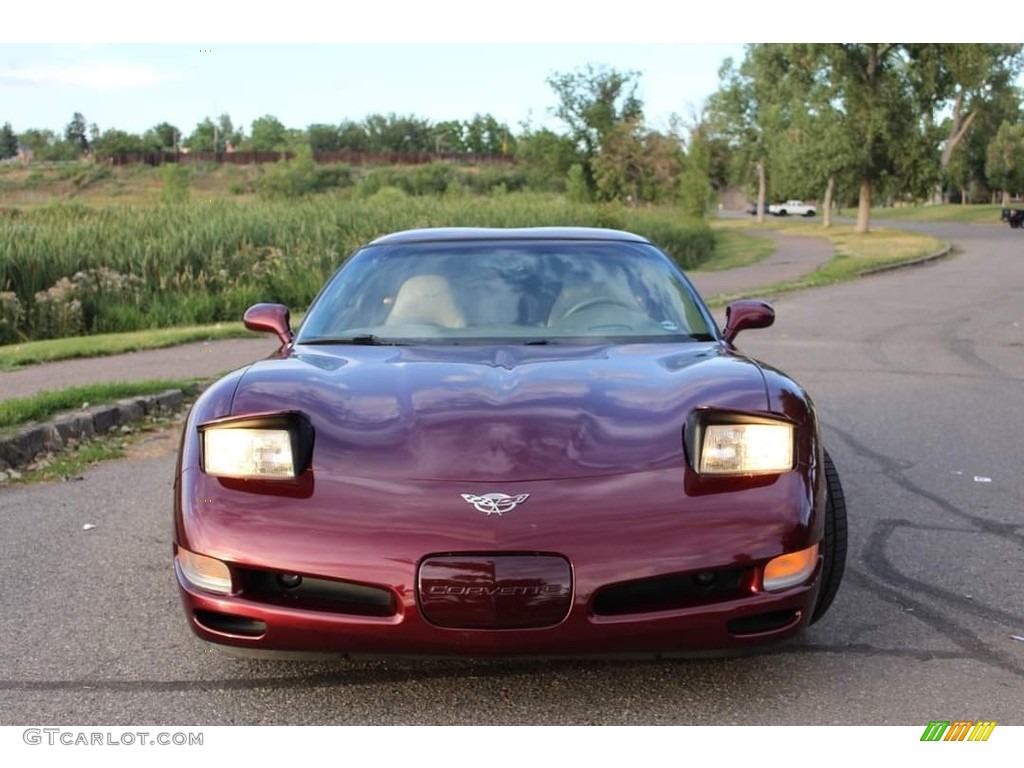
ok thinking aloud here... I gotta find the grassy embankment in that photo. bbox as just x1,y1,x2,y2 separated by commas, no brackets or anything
708,217,947,303
0,379,203,433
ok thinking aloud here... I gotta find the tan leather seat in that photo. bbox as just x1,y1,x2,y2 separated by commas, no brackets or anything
547,281,638,327
384,274,466,328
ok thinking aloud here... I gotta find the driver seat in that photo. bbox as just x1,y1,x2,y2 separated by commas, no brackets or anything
546,281,638,327
385,274,466,328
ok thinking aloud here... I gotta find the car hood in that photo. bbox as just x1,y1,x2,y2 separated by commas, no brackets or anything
229,343,769,481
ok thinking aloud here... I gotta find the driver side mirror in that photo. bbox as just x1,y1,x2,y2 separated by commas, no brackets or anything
244,303,293,347
723,300,774,344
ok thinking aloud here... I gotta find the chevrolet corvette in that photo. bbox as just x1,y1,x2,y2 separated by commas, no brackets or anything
173,227,846,658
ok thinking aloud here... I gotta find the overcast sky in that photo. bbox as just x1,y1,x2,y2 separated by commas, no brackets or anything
0,43,747,136
0,2,993,137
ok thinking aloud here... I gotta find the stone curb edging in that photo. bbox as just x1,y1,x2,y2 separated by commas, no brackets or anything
857,242,953,276
0,389,190,476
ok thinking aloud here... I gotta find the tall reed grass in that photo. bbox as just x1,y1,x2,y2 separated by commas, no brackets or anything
0,194,713,341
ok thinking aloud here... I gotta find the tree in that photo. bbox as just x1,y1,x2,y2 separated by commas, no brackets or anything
308,123,341,152
590,120,684,204
822,44,922,232
433,120,465,153
216,113,242,151
18,128,79,161
704,52,782,223
0,122,17,159
986,121,1024,203
515,127,577,192
248,115,287,152
92,129,148,157
590,118,646,202
185,118,216,152
546,64,644,191
363,113,431,152
906,44,1024,200
64,112,90,153
678,129,714,217
720,45,920,233
337,120,369,152
145,122,181,152
463,114,510,154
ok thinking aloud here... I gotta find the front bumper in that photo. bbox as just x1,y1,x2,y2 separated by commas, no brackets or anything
174,464,825,657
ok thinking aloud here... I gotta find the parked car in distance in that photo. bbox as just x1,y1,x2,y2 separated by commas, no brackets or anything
1001,208,1024,229
769,200,817,217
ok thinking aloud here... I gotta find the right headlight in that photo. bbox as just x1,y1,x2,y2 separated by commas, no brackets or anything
688,412,795,476
199,412,314,480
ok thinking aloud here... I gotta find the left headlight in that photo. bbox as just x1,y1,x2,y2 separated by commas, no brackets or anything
689,413,794,476
200,412,314,479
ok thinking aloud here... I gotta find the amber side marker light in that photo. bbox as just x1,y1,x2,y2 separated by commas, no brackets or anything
176,547,232,595
763,543,819,591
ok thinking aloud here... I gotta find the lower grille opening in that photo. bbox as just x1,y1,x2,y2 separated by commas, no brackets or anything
727,610,799,636
194,610,267,637
238,569,397,617
592,568,749,616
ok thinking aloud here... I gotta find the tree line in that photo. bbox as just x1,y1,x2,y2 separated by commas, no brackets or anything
5,46,1024,228
703,44,1024,232
0,65,714,215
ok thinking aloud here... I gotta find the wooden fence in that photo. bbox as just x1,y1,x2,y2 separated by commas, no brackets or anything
106,151,515,167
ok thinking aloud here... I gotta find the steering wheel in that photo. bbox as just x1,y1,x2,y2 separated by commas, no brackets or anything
561,297,636,320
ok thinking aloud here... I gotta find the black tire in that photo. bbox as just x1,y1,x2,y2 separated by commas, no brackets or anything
810,449,847,624
777,209,788,216
804,210,815,217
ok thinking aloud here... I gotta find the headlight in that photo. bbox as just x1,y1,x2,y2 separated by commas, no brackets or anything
688,413,794,476
204,428,295,478
199,412,314,479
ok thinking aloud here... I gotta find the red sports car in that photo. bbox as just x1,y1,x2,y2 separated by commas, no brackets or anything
173,227,847,658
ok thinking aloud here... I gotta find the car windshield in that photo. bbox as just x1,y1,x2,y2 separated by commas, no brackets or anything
297,239,716,344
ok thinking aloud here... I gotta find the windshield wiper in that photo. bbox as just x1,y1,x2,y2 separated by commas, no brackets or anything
300,335,406,346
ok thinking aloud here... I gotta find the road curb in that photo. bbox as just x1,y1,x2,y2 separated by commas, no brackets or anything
857,242,953,276
0,388,190,477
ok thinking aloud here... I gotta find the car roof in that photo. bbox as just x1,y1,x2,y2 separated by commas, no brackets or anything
367,227,652,246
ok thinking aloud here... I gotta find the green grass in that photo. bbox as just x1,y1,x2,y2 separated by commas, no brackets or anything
696,230,777,272
17,436,127,483
707,221,947,305
0,378,202,431
0,323,253,370
0,193,713,341
867,203,1007,224
0,310,305,370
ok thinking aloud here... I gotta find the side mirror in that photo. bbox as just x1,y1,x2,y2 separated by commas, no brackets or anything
244,303,292,347
723,300,774,344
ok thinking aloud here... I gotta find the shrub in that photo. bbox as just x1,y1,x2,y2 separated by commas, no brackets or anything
314,164,354,191
256,145,318,199
566,164,590,203
367,186,409,206
31,278,84,339
160,164,191,204
0,291,25,344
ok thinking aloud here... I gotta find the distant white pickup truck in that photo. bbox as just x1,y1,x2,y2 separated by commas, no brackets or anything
769,200,817,217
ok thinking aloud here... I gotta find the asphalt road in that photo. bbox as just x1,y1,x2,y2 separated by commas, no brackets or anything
1,219,1022,725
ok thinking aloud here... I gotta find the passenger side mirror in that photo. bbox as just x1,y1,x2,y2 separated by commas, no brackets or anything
723,300,774,344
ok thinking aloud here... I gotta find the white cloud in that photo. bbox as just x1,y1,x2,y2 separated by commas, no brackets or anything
0,62,172,90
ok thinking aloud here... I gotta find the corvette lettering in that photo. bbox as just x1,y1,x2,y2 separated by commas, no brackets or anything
426,584,564,596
